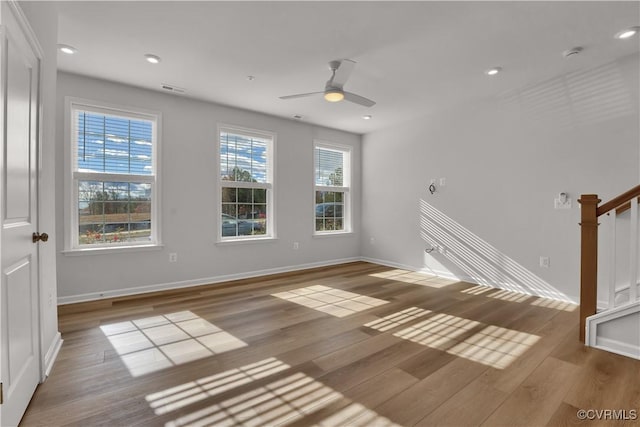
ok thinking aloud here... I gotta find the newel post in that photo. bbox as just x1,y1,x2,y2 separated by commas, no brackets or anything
578,194,600,342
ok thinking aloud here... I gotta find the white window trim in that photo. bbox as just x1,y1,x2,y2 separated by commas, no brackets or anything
216,124,276,243
313,140,352,236
64,97,162,253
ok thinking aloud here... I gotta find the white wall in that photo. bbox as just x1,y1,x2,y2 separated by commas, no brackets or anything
19,0,61,374
56,73,361,302
361,54,639,303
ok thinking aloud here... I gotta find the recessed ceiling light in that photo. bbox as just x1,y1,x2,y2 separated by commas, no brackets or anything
144,54,161,64
362,115,372,120
293,114,303,120
485,67,502,76
58,44,77,55
616,26,640,39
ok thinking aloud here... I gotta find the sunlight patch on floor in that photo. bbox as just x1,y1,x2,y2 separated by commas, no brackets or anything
460,285,494,296
447,325,540,369
146,358,290,415
418,277,461,288
100,311,247,377
486,289,530,303
531,298,577,311
272,285,388,317
364,307,432,332
370,270,458,288
369,269,411,279
393,313,540,369
165,372,343,427
394,313,481,350
373,271,433,284
315,402,401,427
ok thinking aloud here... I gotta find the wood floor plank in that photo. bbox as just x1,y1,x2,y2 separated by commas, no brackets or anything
563,348,640,411
342,367,419,408
481,357,581,426
545,402,590,427
312,332,402,373
317,339,428,392
374,358,489,426
417,379,508,426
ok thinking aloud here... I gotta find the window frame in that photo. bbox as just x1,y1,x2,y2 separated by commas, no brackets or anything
64,97,162,252
313,140,352,235
216,124,276,243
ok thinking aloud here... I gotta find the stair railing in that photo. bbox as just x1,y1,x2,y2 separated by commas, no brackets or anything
578,184,640,342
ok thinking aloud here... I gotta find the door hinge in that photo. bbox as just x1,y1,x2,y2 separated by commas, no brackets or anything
1,382,3,404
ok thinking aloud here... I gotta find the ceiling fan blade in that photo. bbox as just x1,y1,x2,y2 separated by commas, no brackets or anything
344,91,376,107
279,92,323,100
331,59,356,88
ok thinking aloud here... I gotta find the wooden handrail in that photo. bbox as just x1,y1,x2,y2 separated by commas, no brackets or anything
597,184,640,217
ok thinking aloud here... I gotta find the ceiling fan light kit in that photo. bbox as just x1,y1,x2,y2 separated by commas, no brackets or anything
324,89,345,102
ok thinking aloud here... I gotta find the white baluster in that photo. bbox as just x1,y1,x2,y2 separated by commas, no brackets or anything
629,198,638,302
608,212,616,308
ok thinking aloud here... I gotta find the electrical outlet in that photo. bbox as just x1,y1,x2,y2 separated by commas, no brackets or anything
48,292,53,307
293,242,299,250
540,256,550,268
169,252,178,263
439,177,446,186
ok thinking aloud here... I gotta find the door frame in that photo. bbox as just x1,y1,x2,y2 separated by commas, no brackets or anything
0,0,46,421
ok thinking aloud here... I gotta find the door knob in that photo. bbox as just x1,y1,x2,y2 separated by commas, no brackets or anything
32,232,49,243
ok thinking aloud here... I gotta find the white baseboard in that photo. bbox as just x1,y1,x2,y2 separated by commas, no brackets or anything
594,336,640,360
58,257,362,305
42,332,63,380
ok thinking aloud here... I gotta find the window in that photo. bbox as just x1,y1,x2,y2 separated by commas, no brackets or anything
218,126,274,241
67,99,160,250
314,142,351,234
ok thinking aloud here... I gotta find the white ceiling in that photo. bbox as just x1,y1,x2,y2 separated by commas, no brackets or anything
56,1,640,134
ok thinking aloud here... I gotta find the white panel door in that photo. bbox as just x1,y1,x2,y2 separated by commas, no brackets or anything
0,3,42,426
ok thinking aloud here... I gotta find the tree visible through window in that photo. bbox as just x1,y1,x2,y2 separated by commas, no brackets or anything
68,101,159,248
219,128,274,240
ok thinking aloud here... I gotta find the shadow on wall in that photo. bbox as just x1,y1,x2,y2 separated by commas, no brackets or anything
498,61,635,130
419,199,573,302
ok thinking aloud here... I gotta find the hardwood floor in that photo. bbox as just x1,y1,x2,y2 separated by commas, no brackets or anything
21,262,640,426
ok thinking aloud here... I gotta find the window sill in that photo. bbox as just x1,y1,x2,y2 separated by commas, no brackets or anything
62,244,164,256
313,231,355,238
215,236,278,246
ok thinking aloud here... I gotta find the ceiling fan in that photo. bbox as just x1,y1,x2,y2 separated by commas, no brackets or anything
279,59,375,107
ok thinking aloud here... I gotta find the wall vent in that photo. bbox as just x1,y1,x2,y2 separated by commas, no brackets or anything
161,84,186,94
